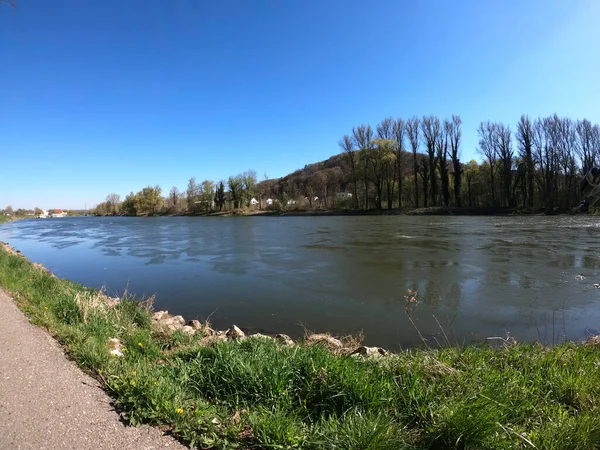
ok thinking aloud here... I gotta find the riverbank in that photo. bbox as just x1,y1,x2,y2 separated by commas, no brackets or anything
2,242,600,448
99,205,586,218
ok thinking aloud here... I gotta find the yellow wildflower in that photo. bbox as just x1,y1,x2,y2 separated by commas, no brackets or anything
176,408,183,414
44,306,48,310
132,371,136,376
130,380,136,386
138,342,143,347
121,347,126,352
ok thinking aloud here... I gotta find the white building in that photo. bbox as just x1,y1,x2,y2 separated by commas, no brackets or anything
250,198,259,206
266,198,274,206
336,192,353,198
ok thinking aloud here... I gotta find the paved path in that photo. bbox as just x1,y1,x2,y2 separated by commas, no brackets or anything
0,289,186,450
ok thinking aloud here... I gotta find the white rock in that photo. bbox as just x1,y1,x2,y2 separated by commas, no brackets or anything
181,325,195,335
188,320,202,330
350,346,388,357
275,334,295,346
225,325,246,340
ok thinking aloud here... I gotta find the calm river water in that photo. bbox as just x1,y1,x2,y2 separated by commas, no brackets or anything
2,215,600,348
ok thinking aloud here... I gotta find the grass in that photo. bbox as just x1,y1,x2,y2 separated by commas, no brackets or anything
2,244,600,449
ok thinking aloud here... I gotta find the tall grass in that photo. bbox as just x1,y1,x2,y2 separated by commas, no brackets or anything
2,244,600,449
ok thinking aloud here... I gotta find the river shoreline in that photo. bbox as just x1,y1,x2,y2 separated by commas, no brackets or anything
97,205,587,218
2,239,600,448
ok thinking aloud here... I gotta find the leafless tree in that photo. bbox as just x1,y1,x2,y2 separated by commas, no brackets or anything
394,118,406,209
516,115,535,208
406,117,420,208
437,122,450,207
477,121,498,207
448,115,462,207
338,135,359,208
105,193,121,215
352,124,373,209
496,123,513,207
419,155,430,207
421,115,441,206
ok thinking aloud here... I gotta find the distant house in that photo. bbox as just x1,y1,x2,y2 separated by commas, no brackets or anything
287,199,297,206
51,209,68,218
336,192,352,198
250,198,259,206
24,210,35,216
266,198,274,206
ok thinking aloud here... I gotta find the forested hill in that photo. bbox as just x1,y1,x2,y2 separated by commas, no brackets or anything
93,114,599,216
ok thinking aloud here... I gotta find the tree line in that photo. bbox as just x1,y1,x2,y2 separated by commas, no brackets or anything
94,114,600,216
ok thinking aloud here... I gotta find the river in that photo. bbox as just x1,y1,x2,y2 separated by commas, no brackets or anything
1,215,600,348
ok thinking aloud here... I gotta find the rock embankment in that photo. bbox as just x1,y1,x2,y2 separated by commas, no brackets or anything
127,310,389,358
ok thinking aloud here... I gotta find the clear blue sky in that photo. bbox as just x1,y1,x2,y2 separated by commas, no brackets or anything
1,0,599,210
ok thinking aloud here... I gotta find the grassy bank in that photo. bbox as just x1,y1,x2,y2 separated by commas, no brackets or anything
1,244,600,449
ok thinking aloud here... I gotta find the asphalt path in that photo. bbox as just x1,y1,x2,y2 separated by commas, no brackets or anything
0,289,186,450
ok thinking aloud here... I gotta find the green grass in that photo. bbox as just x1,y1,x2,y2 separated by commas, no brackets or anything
2,245,600,449
0,214,14,224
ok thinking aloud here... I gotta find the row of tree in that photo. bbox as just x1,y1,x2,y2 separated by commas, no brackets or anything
94,114,600,216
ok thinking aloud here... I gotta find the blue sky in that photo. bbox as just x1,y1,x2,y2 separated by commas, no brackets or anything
1,0,599,209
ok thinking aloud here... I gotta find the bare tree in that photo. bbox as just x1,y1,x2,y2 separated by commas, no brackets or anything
436,123,450,207
576,119,598,173
477,121,498,207
352,124,373,209
168,187,180,213
393,118,406,209
339,135,359,208
448,115,462,207
105,193,121,215
516,115,535,208
496,123,513,208
406,117,420,208
421,116,441,206
419,155,430,207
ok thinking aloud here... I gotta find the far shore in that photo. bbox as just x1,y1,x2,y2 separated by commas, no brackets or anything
93,205,586,218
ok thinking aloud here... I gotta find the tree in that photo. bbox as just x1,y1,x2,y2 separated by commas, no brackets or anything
168,187,180,213
242,170,257,207
370,138,396,209
376,118,397,209
516,115,535,208
393,118,406,209
438,121,451,207
214,181,226,211
121,192,138,215
228,175,243,209
448,115,462,207
419,155,430,207
34,207,43,215
352,124,373,209
105,193,120,215
200,180,215,210
495,123,513,208
406,117,420,208
421,116,441,206
187,177,200,212
478,121,498,207
463,160,480,207
138,185,163,214
5,205,13,215
339,135,359,208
